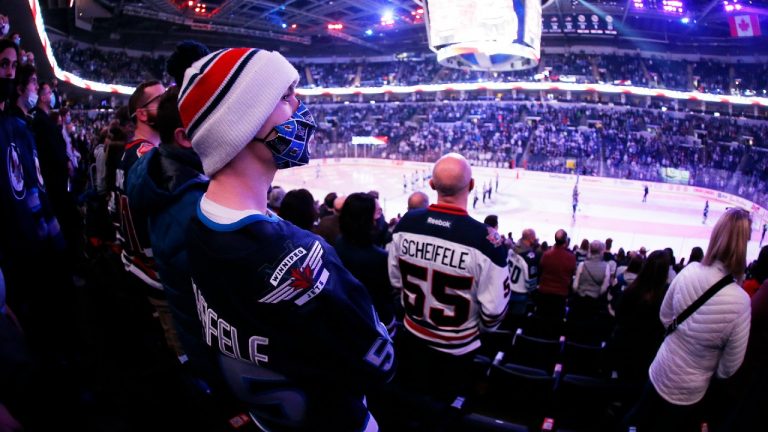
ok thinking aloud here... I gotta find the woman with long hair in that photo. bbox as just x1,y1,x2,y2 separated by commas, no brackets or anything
625,208,752,431
334,192,397,333
612,250,670,385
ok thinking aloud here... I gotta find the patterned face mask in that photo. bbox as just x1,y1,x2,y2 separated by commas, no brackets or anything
259,101,316,170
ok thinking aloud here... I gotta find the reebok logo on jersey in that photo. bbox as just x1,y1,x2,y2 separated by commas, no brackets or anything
427,217,451,228
260,241,328,305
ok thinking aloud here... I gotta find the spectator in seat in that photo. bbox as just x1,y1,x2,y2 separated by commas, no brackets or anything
611,250,670,386
571,240,611,317
278,188,318,231
407,191,429,211
180,48,393,430
335,192,397,334
388,153,510,401
626,208,751,431
538,229,577,299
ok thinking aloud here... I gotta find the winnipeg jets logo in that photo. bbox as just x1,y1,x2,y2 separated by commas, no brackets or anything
289,266,313,290
486,227,503,247
33,150,45,191
7,143,25,200
260,241,329,306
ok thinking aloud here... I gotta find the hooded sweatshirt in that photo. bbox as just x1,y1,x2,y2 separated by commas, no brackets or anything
126,143,212,379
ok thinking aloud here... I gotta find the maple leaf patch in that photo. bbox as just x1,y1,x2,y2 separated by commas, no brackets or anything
289,266,313,290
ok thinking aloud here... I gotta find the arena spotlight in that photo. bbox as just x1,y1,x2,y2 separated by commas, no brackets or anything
365,29,374,36
681,17,690,24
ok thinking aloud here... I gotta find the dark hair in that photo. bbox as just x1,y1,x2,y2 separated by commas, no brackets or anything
749,245,768,283
624,250,670,305
688,247,704,264
279,189,317,231
579,239,589,251
339,192,376,247
14,63,35,101
115,105,132,127
166,40,210,87
484,214,498,229
605,238,613,250
109,125,127,142
37,81,50,95
0,38,19,66
323,192,337,208
663,247,675,263
128,79,162,119
626,254,644,274
156,86,182,144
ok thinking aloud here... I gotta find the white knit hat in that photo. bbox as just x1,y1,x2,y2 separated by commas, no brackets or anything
177,48,300,177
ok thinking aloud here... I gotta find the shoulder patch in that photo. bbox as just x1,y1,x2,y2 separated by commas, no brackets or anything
486,227,503,247
136,142,155,157
7,143,25,200
260,240,329,306
33,150,45,191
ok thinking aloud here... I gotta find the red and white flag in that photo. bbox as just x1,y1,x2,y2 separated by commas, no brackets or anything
729,15,762,37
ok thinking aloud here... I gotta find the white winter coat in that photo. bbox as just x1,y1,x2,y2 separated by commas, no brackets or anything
649,261,750,405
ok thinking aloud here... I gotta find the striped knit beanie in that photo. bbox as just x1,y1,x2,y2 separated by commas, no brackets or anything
177,48,300,177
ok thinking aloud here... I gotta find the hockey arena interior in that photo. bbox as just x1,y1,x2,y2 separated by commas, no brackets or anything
2,0,768,431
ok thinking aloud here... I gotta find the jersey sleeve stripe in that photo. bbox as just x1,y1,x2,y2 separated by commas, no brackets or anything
405,316,479,342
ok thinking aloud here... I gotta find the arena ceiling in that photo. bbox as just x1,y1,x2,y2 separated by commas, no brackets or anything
38,0,768,56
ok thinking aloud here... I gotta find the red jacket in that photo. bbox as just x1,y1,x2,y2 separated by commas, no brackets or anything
538,244,577,297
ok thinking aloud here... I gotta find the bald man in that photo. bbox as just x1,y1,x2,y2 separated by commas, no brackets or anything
388,153,511,399
407,191,429,211
538,228,577,298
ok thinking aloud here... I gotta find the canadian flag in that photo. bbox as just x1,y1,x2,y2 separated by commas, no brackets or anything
729,15,762,37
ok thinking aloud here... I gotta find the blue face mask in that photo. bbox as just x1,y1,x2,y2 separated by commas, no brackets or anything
259,101,316,170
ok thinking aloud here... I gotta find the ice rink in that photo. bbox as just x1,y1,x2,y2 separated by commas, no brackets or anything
275,159,767,263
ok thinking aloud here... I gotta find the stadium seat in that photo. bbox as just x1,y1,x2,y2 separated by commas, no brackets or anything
561,340,611,379
563,314,615,346
553,373,621,431
507,329,564,372
522,312,565,340
473,352,558,428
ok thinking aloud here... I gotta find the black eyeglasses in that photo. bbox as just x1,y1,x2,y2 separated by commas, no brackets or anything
130,91,165,118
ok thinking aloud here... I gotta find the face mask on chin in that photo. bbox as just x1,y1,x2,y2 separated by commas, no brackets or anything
258,101,317,170
24,92,38,111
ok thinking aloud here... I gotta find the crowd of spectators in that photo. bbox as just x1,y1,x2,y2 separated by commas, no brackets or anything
49,39,768,95
4,22,768,431
306,101,768,208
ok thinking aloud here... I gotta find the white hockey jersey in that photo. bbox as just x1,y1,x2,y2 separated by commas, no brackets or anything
388,204,511,355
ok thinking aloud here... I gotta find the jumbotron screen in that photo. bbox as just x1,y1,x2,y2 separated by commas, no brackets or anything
427,0,539,49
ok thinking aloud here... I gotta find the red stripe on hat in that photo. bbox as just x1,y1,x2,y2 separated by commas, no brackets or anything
179,48,251,129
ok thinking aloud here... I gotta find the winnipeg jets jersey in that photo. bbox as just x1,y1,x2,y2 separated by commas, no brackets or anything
506,249,534,294
388,203,511,355
187,203,394,430
112,138,160,288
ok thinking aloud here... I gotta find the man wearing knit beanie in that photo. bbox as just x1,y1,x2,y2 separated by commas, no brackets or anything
180,48,394,431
